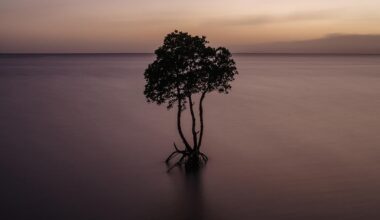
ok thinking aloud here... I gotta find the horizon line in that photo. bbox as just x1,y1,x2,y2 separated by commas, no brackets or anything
1,52,380,56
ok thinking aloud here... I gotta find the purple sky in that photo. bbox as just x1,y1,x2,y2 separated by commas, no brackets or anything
1,0,380,53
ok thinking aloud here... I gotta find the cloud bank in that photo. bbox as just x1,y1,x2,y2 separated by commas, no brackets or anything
238,34,380,54
206,10,337,26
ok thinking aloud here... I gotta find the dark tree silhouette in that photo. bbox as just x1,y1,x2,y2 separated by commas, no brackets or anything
144,30,238,170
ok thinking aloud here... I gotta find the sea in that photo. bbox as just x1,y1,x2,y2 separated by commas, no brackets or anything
1,54,380,219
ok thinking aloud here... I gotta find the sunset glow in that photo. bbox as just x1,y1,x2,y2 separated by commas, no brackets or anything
1,0,380,52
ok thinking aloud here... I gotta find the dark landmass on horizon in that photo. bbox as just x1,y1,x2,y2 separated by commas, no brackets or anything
237,34,380,54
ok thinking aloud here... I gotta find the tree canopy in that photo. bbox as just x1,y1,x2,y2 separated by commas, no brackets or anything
144,30,238,109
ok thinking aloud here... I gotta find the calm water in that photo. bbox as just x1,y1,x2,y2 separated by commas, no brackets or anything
1,54,380,220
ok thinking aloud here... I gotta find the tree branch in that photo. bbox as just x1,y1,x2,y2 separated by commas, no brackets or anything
197,91,207,150
177,96,192,151
188,95,198,150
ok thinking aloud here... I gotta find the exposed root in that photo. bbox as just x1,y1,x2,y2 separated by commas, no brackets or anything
165,142,186,163
198,152,208,161
165,142,208,172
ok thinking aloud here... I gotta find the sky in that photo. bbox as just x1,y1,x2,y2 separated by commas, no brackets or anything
1,0,380,53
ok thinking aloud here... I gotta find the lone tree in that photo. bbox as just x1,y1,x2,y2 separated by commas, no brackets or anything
144,30,238,170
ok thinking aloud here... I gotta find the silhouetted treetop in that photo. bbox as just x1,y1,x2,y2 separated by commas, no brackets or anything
144,30,238,109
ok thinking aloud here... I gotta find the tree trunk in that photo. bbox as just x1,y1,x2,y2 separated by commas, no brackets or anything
177,98,192,151
188,95,198,151
197,92,206,150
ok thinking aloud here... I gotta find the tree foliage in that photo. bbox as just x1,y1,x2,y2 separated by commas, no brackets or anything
144,30,238,109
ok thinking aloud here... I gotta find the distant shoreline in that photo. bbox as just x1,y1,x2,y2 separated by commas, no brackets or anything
1,53,380,56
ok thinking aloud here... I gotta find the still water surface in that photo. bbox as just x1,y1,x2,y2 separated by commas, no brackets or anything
1,54,380,219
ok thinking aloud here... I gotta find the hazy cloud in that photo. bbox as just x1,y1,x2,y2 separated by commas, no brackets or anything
238,34,380,54
206,10,338,26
